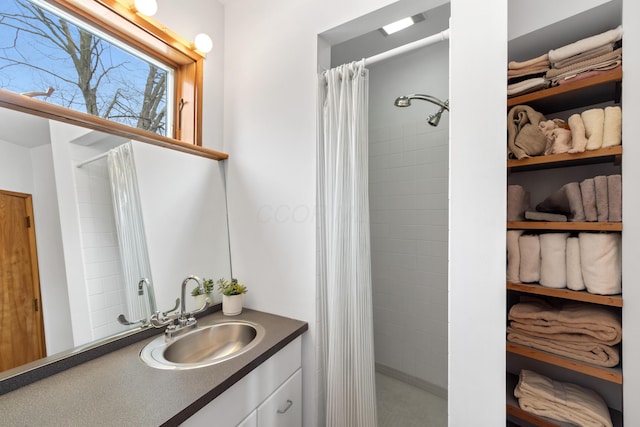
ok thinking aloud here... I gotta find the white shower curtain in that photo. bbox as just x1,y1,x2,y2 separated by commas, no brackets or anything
108,142,152,324
317,60,378,427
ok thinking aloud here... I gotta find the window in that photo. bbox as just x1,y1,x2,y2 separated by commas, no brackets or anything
0,0,206,148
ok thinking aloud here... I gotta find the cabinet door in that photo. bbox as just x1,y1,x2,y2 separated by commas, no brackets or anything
237,411,257,427
257,368,302,427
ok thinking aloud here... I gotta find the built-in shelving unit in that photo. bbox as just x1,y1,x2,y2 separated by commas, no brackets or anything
506,27,623,426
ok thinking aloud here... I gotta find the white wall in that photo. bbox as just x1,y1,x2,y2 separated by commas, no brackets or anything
368,42,449,392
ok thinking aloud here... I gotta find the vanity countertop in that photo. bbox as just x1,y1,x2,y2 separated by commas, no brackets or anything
0,309,308,426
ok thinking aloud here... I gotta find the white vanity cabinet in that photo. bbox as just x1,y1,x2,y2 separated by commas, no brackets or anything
181,336,302,427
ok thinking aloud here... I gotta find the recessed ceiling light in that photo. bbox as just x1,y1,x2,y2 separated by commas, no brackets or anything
380,14,426,36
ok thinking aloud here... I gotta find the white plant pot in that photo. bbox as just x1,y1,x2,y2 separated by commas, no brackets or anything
195,293,214,308
222,294,244,316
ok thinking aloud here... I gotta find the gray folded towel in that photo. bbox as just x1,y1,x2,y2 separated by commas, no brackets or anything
594,176,609,222
536,182,586,222
579,178,597,222
508,185,530,221
519,234,541,283
524,211,567,222
607,174,622,222
507,105,547,159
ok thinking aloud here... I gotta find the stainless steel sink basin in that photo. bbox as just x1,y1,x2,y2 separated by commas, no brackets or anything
140,321,265,370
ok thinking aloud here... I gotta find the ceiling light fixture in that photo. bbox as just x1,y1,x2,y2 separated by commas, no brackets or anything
131,0,213,54
380,13,426,36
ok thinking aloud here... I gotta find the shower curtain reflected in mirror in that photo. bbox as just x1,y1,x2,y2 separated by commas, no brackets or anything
107,142,152,325
317,59,378,427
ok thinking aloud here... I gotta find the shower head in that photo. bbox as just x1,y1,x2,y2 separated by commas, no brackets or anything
394,94,449,127
394,96,411,107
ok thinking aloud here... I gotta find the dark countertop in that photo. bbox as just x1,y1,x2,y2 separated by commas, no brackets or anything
0,309,307,426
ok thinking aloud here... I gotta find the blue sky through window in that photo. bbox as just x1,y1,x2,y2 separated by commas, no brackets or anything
0,0,171,135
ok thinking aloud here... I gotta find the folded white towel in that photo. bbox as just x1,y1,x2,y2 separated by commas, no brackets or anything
568,114,588,154
566,237,585,291
602,106,622,148
519,235,540,283
539,233,569,289
548,25,623,64
507,231,525,283
582,108,605,151
515,369,613,427
579,232,622,295
507,77,548,97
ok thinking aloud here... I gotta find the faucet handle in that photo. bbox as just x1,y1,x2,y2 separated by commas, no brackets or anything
162,298,181,317
117,314,147,327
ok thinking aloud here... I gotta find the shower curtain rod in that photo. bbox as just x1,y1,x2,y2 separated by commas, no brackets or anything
76,151,110,168
365,28,450,66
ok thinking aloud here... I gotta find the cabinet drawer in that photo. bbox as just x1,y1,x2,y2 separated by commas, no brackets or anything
257,368,302,427
237,411,257,427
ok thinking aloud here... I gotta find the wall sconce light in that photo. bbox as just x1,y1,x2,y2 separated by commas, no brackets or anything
133,0,158,16
193,33,213,53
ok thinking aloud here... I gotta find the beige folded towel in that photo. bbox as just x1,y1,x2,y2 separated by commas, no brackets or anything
507,78,549,97
582,108,605,151
552,43,614,69
508,65,550,79
558,67,620,86
607,174,622,222
507,328,619,367
515,369,614,427
566,237,585,291
508,53,549,70
548,25,623,64
602,106,622,148
508,299,622,345
507,105,548,159
536,182,585,222
507,230,525,283
525,211,567,222
546,48,622,80
579,232,622,295
580,178,597,222
519,234,540,283
539,233,569,289
594,176,609,222
507,185,530,221
568,114,588,153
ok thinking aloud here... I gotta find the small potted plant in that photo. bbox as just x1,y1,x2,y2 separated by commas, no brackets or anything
217,278,247,316
191,278,215,307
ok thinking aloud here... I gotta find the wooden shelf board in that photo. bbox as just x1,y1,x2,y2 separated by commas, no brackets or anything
507,282,622,307
507,221,622,231
506,374,622,427
506,343,622,384
507,68,622,108
507,146,622,171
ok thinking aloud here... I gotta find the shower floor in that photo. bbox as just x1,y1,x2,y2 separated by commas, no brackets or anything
376,372,447,427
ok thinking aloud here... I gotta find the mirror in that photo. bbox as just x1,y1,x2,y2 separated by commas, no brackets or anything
0,107,231,377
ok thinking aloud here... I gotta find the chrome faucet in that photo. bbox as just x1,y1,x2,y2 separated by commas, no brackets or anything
149,275,211,340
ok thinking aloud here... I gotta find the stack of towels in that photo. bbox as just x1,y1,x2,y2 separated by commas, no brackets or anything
507,105,622,160
507,298,621,368
508,26,623,97
514,369,613,427
507,231,622,295
508,175,622,223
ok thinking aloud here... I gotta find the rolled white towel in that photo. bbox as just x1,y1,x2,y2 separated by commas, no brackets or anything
539,233,569,289
602,106,622,148
519,234,541,283
548,25,623,64
566,237,585,291
579,232,622,295
568,114,587,153
581,108,605,151
507,230,525,283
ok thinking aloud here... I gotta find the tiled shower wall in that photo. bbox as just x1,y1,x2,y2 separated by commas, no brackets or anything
368,41,449,392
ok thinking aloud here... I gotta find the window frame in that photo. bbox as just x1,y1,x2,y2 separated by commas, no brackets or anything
0,0,226,160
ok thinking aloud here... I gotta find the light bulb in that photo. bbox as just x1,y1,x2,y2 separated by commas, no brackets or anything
194,33,213,53
134,0,158,16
